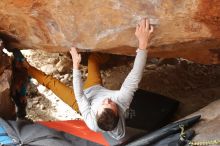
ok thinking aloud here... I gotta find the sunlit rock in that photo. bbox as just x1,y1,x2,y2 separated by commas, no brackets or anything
0,0,220,64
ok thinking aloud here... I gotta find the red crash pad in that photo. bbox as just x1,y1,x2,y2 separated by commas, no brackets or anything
39,120,109,146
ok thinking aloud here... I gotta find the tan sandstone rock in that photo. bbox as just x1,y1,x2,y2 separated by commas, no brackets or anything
0,0,220,64
0,69,16,120
0,45,16,119
185,100,220,143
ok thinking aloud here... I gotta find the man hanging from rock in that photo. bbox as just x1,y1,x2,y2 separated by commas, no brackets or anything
19,18,153,140
69,18,153,140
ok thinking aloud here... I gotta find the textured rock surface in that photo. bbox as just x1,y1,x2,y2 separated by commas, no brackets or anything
0,0,220,64
0,49,16,120
186,100,220,142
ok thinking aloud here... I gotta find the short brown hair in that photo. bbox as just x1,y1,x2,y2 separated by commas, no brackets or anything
96,108,119,131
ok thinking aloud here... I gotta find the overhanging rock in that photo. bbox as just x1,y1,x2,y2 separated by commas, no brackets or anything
0,0,220,64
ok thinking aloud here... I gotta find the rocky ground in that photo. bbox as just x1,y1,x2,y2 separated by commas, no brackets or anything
22,49,220,122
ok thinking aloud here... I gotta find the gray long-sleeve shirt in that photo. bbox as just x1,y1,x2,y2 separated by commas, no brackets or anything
73,48,147,140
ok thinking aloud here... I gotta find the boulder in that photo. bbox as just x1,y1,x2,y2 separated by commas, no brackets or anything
185,100,220,142
0,69,16,120
0,0,220,64
0,46,16,119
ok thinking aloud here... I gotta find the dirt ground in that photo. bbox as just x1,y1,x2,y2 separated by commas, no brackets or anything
22,50,220,122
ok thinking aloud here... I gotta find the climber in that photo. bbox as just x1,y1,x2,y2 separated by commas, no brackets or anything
11,50,29,119
11,64,29,119
70,18,153,140
18,18,153,140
